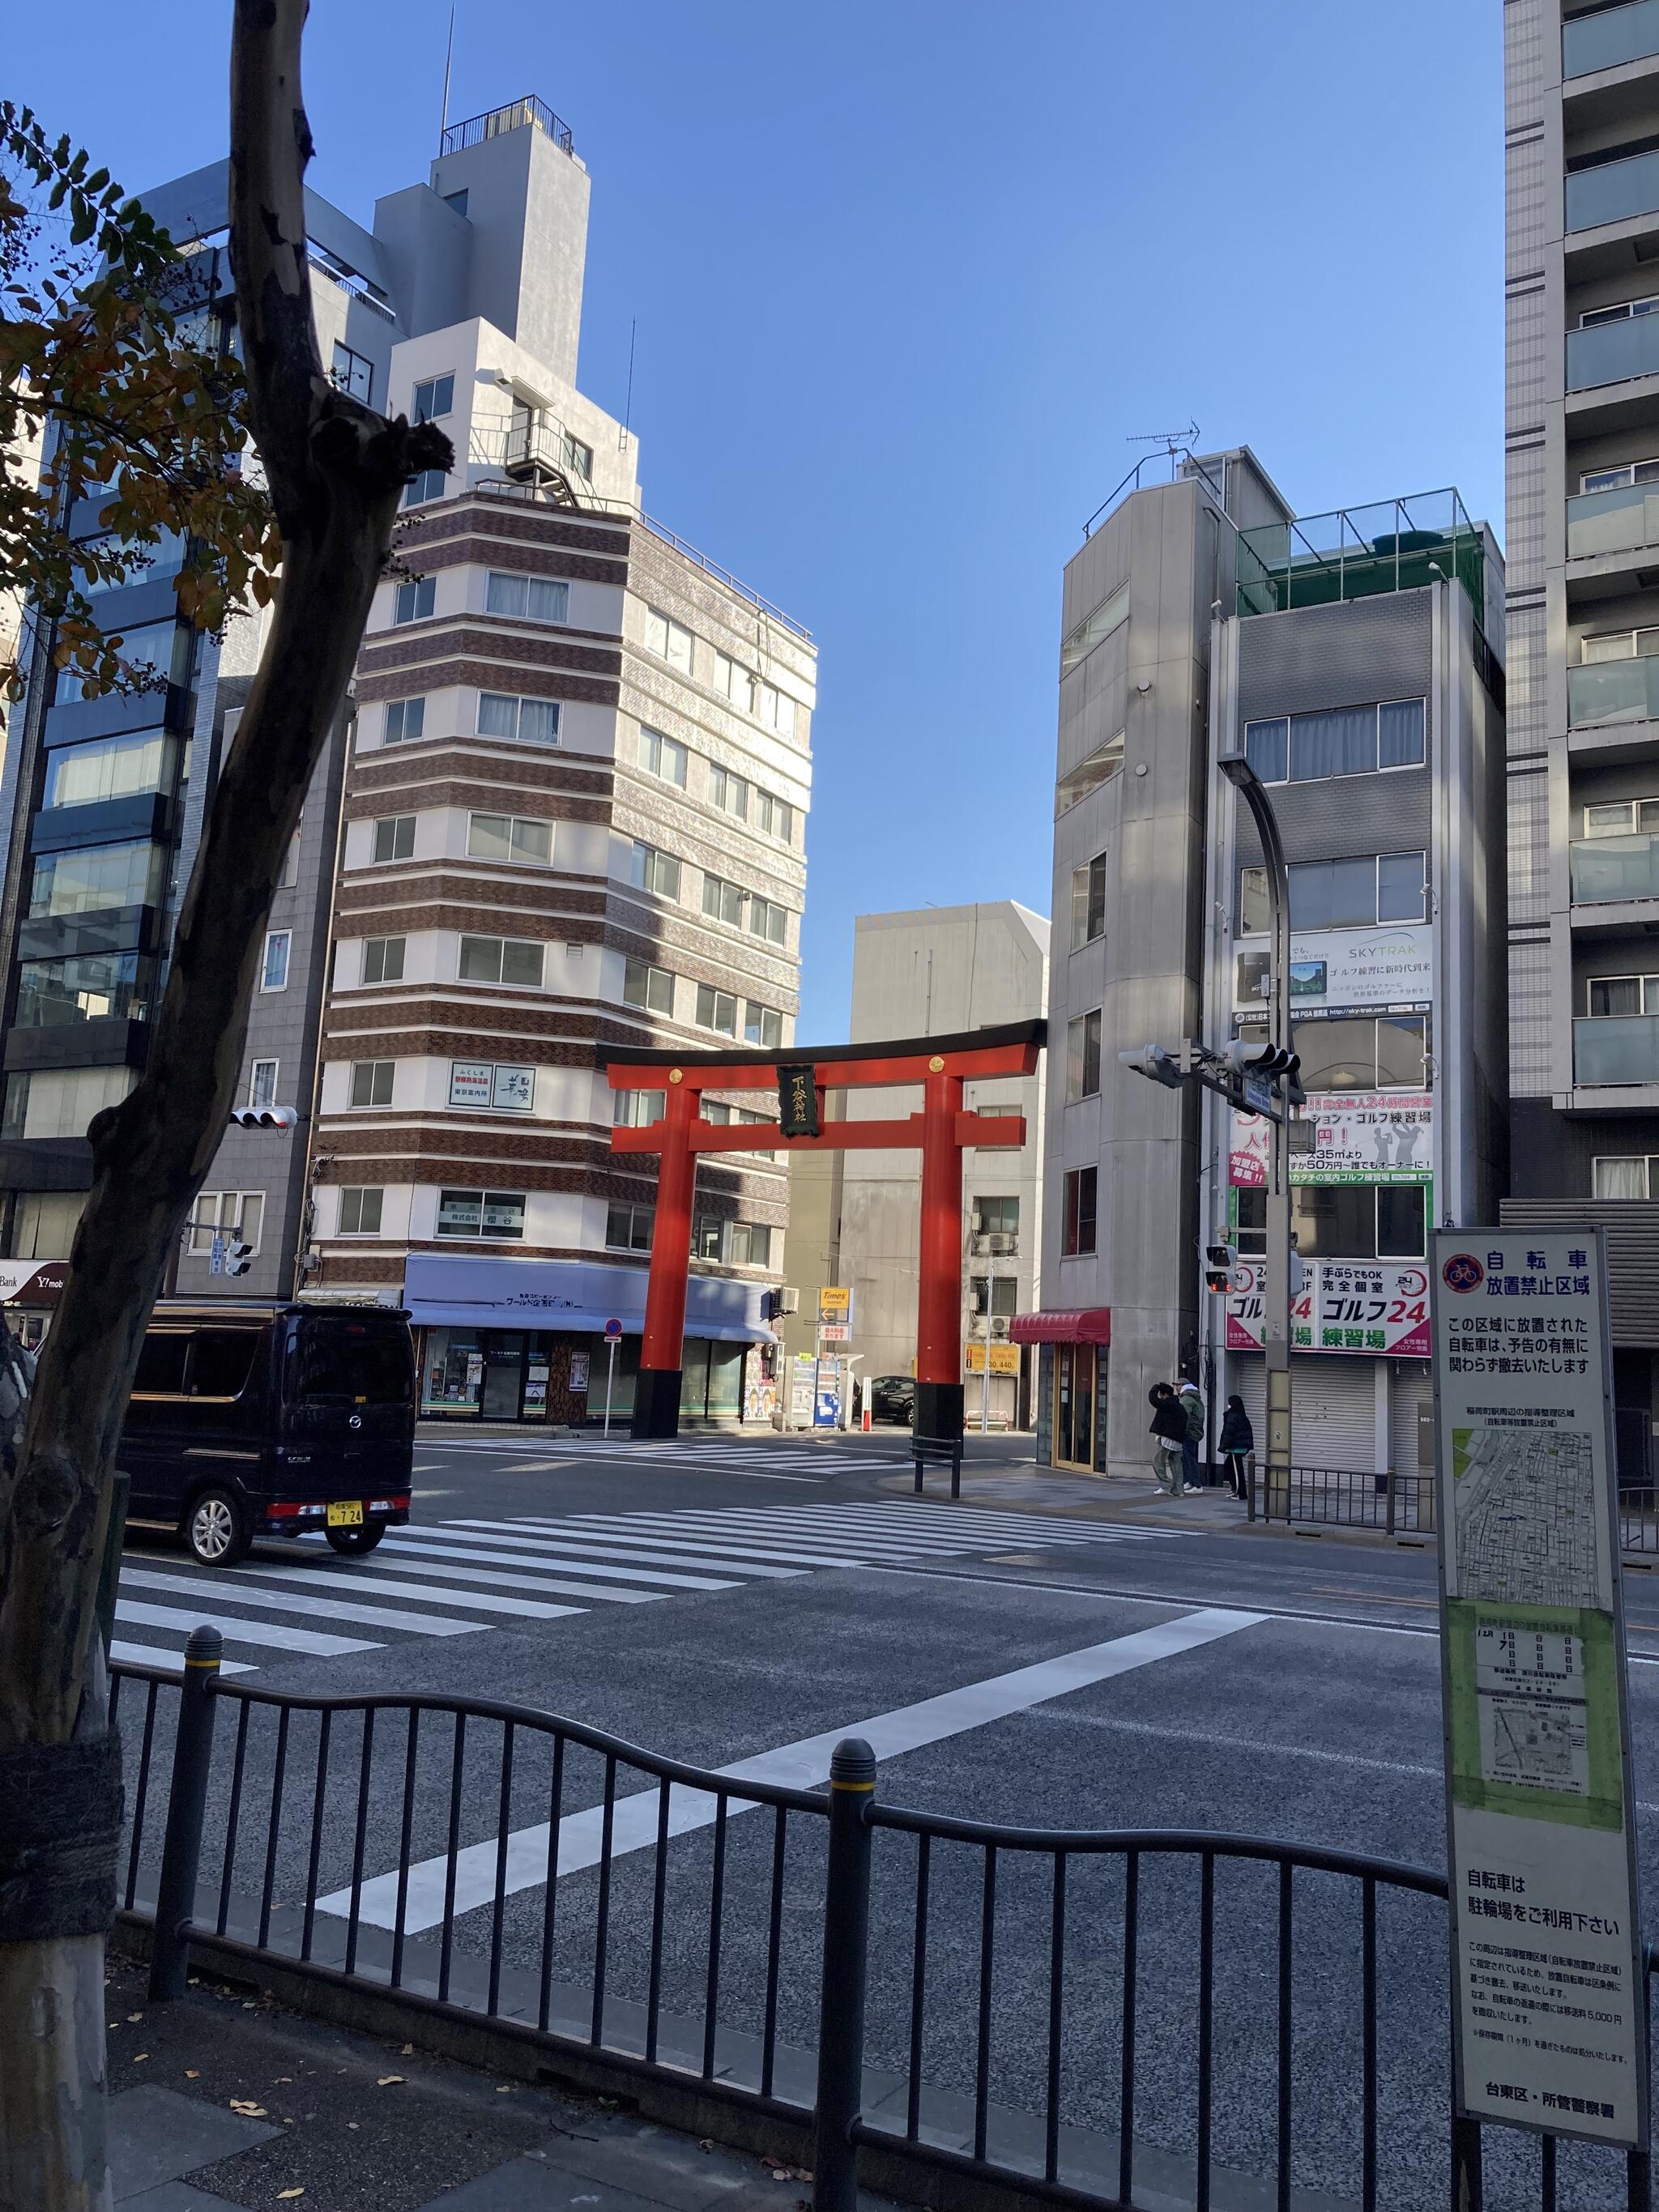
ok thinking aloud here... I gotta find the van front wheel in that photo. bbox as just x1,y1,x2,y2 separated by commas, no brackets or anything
186,1488,249,1567
325,1524,386,1556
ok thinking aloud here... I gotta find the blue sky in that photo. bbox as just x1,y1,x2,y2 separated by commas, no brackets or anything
11,2,1502,1041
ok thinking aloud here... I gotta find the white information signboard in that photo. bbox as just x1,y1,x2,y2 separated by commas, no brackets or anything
1431,1228,1646,2148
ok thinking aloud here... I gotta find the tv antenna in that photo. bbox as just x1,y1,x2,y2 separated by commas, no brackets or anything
1126,420,1201,458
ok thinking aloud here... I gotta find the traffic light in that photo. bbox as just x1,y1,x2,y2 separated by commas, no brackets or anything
1204,1241,1233,1295
1224,1037,1303,1107
224,1241,254,1276
1118,1044,1184,1089
229,1105,299,1131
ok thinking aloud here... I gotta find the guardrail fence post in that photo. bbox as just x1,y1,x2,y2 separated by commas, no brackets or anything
149,1624,223,2001
1385,1468,1396,1537
1451,2112,1482,2210
1246,1452,1256,1523
814,1736,875,2212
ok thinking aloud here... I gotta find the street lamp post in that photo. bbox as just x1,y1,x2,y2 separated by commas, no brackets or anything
1218,754,1293,1519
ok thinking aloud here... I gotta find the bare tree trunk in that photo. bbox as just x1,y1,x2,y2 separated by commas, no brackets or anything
0,6,449,2202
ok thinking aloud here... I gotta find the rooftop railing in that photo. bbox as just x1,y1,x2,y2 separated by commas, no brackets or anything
1235,489,1483,620
441,96,574,160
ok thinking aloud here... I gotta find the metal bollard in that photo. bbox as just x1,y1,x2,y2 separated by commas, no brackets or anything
813,1737,875,2212
148,1624,223,2000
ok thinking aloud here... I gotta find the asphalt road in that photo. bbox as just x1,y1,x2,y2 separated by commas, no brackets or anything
111,1429,1659,2212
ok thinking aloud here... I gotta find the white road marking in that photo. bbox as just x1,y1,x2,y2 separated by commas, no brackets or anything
201,1562,585,1622
118,1566,487,1639
113,1598,379,1658
322,1606,1265,1930
380,1531,740,1591
339,1551,667,1606
109,1639,256,1677
441,1519,808,1578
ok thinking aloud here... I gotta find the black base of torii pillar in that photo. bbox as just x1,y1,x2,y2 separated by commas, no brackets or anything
633,1367,683,1440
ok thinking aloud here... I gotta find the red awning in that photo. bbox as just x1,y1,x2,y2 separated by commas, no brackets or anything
1008,1308,1111,1346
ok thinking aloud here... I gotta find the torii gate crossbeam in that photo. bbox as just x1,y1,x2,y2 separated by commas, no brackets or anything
602,1020,1045,1443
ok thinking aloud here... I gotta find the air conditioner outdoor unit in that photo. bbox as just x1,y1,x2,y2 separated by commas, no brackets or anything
976,1231,1017,1258
774,1286,800,1315
990,1317,1011,1341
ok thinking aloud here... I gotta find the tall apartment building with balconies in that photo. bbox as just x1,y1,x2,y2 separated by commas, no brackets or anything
301,102,814,1428
1505,2,1659,1460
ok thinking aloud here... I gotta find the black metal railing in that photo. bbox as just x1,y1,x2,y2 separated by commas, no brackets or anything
440,96,574,158
110,1634,1650,2212
1246,1463,1435,1535
911,1432,963,1498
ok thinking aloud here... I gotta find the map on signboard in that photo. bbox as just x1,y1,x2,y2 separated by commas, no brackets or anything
1475,1622,1592,1798
1452,1426,1601,1609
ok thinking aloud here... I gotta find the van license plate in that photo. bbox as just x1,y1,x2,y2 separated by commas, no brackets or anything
326,1501,364,1528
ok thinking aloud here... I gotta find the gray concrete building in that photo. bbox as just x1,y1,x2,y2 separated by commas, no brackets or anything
1503,2,1659,1471
1034,450,1508,1478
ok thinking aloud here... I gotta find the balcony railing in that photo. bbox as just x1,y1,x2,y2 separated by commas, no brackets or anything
1576,1011,1659,1084
1567,475,1659,557
440,95,573,158
1565,0,1659,79
1572,831,1659,902
1568,654,1659,726
1235,488,1483,620
1567,310,1659,390
501,414,591,482
1567,145,1659,232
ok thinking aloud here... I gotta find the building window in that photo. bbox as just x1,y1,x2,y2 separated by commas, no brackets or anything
437,1188,526,1240
261,931,291,991
629,842,681,899
1070,853,1107,951
372,815,416,863
1062,1166,1098,1256
449,1061,535,1110
710,763,749,819
638,727,689,786
1584,798,1659,837
1066,1009,1102,1102
702,873,746,927
1060,582,1129,680
748,896,790,948
744,1001,783,1050
382,697,425,745
485,571,569,624
754,789,793,842
973,1196,1020,1240
1239,851,1427,933
697,984,738,1036
348,1059,395,1108
249,1059,278,1110
467,812,552,864
330,341,373,403
412,373,454,422
615,1089,666,1127
693,1215,773,1268
1236,1012,1427,1089
1243,701,1425,786
714,650,750,707
28,840,167,918
338,1187,384,1236
753,681,797,737
1291,1183,1427,1261
15,951,153,1028
624,959,675,1014
2,1066,134,1144
1593,1155,1658,1197
402,469,447,507
1582,626,1659,663
1056,732,1126,814
361,935,406,983
458,935,545,987
970,1276,1019,1320
644,607,693,672
1588,973,1659,1016
393,576,435,624
443,189,468,215
563,432,594,479
190,1191,264,1256
53,617,193,705
606,1200,655,1251
43,729,176,808
1584,458,1659,492
477,691,561,744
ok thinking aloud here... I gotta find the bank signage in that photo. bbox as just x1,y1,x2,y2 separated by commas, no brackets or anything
1234,923,1432,1011
1226,1258,1431,1357
1431,1228,1645,2149
1230,1093,1434,1187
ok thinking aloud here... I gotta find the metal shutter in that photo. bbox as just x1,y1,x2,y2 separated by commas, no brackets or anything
1227,1353,1379,1471
1388,1364,1434,1477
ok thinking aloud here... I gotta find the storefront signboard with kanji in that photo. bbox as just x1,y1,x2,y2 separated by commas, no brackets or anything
1230,1093,1432,1187
1431,1229,1645,2148
1226,1259,1431,1357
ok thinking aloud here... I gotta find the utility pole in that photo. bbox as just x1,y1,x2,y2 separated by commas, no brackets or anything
1218,754,1294,1519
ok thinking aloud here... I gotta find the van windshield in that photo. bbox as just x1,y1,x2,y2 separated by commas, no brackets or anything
288,1320,412,1406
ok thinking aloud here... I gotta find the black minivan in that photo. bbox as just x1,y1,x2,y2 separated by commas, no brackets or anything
121,1302,416,1566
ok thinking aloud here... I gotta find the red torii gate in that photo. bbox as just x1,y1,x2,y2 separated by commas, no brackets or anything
603,1020,1045,1441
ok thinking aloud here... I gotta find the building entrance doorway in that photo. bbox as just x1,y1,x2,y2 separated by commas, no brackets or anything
1054,1343,1097,1468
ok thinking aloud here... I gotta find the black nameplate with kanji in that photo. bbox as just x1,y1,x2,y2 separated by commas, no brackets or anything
778,1063,820,1138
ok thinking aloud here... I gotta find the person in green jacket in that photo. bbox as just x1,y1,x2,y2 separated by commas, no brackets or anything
1178,1379,1205,1491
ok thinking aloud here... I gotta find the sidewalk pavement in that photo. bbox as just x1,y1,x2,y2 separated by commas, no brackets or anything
102,1947,864,2212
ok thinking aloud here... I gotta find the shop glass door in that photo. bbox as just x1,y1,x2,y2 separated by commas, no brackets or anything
481,1332,526,1419
1055,1344,1097,1468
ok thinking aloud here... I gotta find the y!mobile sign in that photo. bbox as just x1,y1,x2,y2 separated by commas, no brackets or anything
1431,1230,1646,2150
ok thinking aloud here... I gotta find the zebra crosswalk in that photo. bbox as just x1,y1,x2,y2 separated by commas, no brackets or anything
110,1499,1182,1678
421,1435,915,1474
